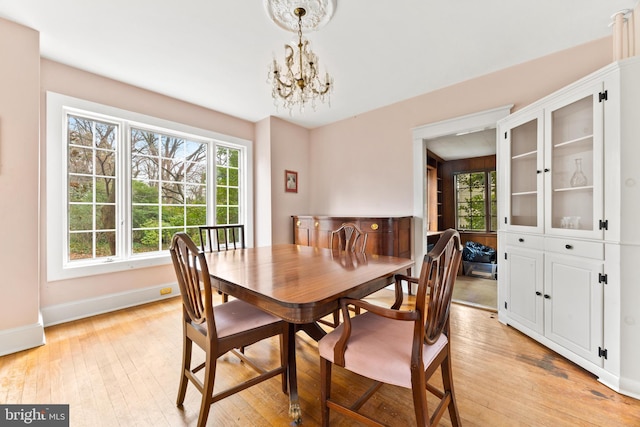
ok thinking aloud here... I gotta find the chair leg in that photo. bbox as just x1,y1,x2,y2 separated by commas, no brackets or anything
320,358,332,427
411,367,430,426
176,335,192,406
442,353,461,427
197,352,216,427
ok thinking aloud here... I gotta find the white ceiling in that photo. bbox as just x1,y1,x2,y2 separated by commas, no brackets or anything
426,129,498,161
0,0,635,130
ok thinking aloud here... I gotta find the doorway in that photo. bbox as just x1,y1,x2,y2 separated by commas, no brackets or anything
411,105,512,310
426,131,498,311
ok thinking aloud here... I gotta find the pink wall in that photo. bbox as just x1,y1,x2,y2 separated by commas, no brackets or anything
308,38,613,217
0,19,41,335
269,117,310,244
254,118,274,247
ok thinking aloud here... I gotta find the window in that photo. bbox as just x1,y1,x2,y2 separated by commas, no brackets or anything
129,128,208,254
215,147,240,225
67,115,118,261
455,170,497,232
47,92,253,280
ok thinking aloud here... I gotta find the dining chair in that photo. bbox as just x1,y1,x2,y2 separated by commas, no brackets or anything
198,224,245,303
320,222,369,328
318,228,463,426
330,221,413,297
170,232,290,427
329,222,368,253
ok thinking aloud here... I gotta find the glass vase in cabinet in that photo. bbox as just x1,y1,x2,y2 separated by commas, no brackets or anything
544,84,604,239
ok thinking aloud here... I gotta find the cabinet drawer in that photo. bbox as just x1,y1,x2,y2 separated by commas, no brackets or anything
294,217,312,229
359,219,392,233
544,237,604,260
505,233,544,250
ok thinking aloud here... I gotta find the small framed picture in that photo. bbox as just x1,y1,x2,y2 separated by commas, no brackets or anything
285,170,298,193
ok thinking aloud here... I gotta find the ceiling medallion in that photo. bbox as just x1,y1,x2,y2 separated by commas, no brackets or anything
264,0,336,32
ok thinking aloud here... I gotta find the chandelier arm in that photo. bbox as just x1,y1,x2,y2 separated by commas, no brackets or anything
310,81,331,95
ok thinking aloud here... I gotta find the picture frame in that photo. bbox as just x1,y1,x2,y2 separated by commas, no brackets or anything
285,170,298,193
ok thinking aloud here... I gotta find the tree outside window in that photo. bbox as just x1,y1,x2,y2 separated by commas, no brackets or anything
65,113,244,262
67,115,117,261
130,129,207,254
455,170,497,232
215,146,240,225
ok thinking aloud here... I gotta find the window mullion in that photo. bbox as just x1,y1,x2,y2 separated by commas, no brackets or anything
124,122,131,258
208,142,215,226
485,171,490,232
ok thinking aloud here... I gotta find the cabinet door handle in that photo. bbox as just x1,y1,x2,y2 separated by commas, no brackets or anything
518,238,524,243
535,291,542,296
544,294,551,299
544,168,550,172
565,244,573,250
536,170,542,174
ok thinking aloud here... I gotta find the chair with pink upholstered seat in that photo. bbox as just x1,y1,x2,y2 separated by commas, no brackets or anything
318,228,463,426
319,222,369,328
170,232,290,427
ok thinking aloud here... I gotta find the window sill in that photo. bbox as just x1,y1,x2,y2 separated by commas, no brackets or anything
48,253,172,282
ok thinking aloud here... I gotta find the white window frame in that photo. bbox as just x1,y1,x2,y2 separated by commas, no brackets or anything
46,92,253,281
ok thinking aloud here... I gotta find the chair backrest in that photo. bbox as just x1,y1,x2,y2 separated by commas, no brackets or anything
170,232,215,335
198,224,245,252
330,222,367,253
415,229,462,344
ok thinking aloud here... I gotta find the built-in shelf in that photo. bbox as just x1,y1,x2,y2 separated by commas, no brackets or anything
512,150,537,160
553,185,593,192
554,134,593,149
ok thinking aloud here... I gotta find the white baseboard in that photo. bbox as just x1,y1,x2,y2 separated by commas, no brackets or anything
0,313,46,357
41,282,179,327
618,376,640,400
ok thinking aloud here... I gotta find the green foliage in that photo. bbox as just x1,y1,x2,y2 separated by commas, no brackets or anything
456,172,489,231
67,116,244,259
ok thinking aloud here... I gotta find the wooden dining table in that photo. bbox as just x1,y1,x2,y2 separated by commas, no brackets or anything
203,243,414,423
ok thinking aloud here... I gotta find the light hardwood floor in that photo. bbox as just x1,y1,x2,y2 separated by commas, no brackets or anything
452,275,497,311
1,291,639,426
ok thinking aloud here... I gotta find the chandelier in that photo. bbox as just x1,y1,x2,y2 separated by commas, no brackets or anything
267,7,333,113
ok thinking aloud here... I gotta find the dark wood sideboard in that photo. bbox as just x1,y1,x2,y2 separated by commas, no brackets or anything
291,215,412,259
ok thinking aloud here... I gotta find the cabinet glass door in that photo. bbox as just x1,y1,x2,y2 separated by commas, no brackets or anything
503,112,544,232
545,86,603,238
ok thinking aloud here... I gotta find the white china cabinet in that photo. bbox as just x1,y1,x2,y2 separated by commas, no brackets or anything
497,57,640,399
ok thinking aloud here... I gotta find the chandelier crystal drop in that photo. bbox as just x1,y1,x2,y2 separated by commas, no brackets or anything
267,7,333,113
